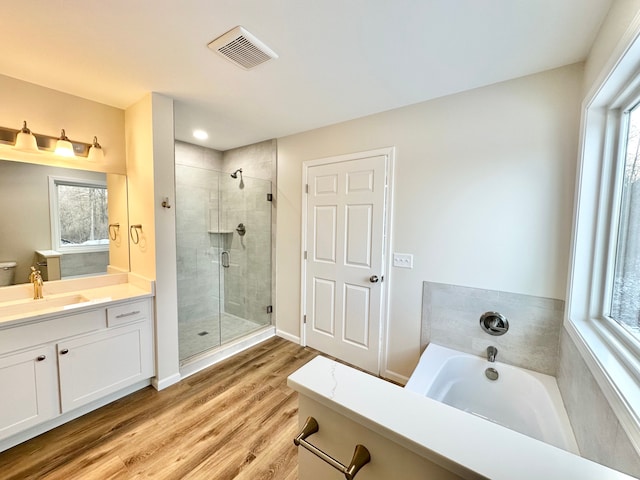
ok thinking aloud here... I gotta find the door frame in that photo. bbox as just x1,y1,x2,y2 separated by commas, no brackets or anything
300,147,395,376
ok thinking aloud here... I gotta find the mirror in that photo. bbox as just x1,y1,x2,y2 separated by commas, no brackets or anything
0,159,129,285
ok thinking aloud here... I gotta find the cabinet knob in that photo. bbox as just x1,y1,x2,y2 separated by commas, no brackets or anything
36,355,46,361
60,348,69,355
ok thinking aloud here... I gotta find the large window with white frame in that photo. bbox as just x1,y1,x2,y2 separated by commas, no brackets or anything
610,101,640,344
567,31,640,450
48,176,109,253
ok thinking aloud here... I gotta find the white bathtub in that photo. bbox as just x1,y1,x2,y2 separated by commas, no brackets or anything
405,343,579,454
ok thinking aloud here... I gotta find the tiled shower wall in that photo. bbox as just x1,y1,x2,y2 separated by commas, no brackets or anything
175,141,224,327
220,140,276,324
174,139,276,331
421,281,563,375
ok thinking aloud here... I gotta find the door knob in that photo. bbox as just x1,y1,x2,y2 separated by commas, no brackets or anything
369,275,379,283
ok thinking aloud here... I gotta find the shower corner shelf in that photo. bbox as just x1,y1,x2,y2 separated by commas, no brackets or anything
208,230,234,234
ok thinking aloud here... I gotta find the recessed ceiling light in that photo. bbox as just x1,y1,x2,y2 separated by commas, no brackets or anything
193,129,208,140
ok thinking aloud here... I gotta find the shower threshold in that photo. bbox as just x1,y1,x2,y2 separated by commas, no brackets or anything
179,324,276,380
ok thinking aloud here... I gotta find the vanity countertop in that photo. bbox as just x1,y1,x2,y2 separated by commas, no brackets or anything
288,356,636,480
0,273,154,328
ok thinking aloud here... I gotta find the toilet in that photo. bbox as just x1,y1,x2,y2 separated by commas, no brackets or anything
0,261,17,286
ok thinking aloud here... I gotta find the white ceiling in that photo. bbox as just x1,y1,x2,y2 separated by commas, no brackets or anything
1,1,612,151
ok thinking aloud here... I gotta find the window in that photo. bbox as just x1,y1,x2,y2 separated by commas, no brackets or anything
49,177,109,252
611,102,640,343
567,26,640,449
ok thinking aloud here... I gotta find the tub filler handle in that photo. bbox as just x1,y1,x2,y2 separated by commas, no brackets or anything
294,416,371,480
480,311,509,336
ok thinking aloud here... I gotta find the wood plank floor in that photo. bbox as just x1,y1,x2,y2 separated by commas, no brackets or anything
0,337,319,480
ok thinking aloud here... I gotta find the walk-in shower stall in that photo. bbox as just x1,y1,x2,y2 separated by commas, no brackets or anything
175,159,272,362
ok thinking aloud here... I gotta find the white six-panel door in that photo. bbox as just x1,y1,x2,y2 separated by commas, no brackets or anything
303,152,389,374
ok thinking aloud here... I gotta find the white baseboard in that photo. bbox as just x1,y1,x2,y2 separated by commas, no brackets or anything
151,372,181,391
276,329,300,344
382,368,409,386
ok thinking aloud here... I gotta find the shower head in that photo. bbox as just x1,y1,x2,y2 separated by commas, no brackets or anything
230,168,243,179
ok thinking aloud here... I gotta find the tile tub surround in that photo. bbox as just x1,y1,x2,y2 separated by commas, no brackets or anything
557,329,640,477
421,282,564,375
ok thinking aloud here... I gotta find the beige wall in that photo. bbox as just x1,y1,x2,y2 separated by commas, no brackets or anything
125,95,156,280
106,173,130,272
125,93,180,388
277,64,583,379
0,74,125,174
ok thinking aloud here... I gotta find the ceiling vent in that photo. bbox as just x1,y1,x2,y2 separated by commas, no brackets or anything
208,26,278,70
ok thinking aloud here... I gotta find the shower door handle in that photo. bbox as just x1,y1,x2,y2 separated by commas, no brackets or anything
221,251,230,268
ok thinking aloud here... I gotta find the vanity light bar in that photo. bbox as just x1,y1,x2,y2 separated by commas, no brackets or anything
0,125,91,157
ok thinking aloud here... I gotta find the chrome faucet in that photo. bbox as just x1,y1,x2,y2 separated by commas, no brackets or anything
487,345,498,362
29,266,44,299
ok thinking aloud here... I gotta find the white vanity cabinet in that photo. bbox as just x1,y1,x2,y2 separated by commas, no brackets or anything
0,345,58,440
58,301,153,412
0,297,154,444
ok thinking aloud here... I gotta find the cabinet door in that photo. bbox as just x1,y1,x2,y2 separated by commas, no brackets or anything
0,345,58,440
58,322,153,412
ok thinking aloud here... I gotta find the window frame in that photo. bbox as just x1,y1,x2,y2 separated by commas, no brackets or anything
48,175,109,254
603,93,640,364
567,30,640,451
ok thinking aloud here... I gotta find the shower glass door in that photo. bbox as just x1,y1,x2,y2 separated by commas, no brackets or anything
176,164,272,362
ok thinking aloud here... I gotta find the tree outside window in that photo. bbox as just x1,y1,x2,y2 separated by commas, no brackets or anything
51,180,108,251
611,104,640,340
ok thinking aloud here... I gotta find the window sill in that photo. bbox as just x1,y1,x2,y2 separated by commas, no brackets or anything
566,316,640,452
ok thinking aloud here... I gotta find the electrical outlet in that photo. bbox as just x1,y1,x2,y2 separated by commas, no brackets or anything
393,253,413,268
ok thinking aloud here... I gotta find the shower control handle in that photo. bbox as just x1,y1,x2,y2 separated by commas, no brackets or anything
369,275,379,283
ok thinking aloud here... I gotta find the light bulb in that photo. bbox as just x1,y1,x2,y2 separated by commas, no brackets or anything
54,129,75,157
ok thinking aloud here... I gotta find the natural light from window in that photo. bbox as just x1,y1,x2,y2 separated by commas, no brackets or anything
51,180,109,251
611,103,640,342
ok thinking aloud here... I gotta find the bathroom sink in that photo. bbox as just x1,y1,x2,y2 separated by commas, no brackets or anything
0,294,91,318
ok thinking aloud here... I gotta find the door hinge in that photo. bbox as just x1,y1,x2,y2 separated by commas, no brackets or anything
266,305,273,314
305,184,309,194
304,251,308,260
303,314,307,324
267,193,273,202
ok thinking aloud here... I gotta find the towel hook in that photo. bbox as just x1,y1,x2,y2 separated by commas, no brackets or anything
108,223,120,241
130,224,143,245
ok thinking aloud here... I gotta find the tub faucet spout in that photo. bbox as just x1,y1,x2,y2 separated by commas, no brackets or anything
487,346,497,362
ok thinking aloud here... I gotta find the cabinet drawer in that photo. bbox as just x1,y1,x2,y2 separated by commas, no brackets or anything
0,309,105,356
106,300,148,327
